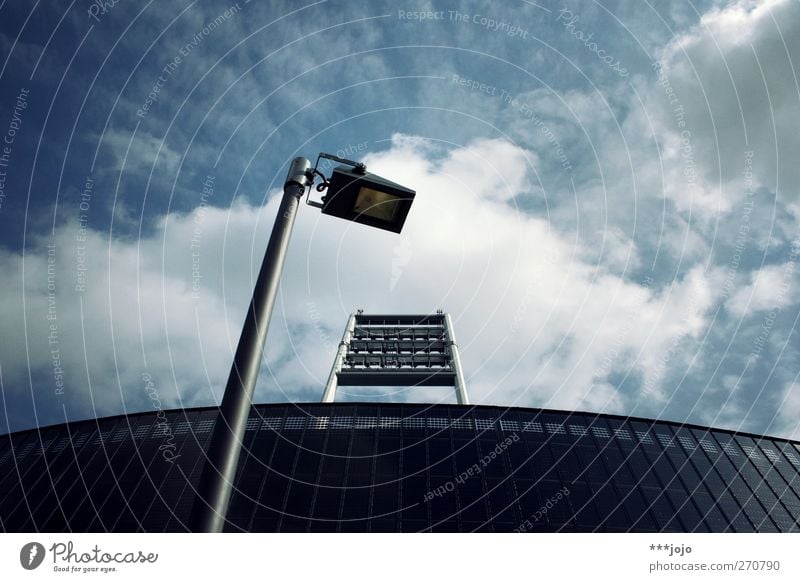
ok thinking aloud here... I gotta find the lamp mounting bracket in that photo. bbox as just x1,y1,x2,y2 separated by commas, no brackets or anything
304,151,368,208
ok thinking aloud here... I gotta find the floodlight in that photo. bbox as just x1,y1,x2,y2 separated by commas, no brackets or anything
320,164,415,234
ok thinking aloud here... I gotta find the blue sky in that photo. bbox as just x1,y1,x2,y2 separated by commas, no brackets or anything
0,0,798,439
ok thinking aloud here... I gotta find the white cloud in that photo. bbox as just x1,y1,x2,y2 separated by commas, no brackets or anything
654,0,800,203
0,136,728,430
271,136,723,415
587,226,641,273
774,381,800,440
726,261,797,316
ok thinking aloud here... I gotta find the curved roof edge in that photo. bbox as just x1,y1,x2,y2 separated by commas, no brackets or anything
2,402,798,445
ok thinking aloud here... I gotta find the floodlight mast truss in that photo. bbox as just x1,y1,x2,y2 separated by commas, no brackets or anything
323,312,469,405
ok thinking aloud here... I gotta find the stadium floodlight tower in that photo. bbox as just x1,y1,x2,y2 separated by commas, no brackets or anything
191,153,416,533
323,310,469,405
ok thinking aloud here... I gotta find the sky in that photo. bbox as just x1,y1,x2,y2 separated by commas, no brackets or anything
0,0,798,440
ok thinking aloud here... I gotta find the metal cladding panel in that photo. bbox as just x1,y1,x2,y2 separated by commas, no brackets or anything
1,403,799,533
337,369,457,386
354,314,446,326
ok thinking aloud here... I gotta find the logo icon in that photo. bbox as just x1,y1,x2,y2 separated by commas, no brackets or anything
20,542,45,570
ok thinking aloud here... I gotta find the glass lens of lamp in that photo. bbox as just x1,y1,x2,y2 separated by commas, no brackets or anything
352,187,401,223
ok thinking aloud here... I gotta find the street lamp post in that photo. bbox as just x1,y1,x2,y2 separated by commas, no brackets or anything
189,157,311,533
190,153,415,532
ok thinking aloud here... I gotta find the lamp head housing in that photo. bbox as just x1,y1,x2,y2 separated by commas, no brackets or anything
321,165,415,234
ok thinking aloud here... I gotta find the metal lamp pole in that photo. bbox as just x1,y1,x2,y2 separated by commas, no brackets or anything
190,157,311,533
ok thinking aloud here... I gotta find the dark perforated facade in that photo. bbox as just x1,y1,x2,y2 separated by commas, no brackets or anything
1,403,799,532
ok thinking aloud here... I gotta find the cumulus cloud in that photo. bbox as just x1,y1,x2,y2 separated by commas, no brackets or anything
0,135,727,432
653,0,800,204
774,381,800,440
0,214,240,431
726,261,798,317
